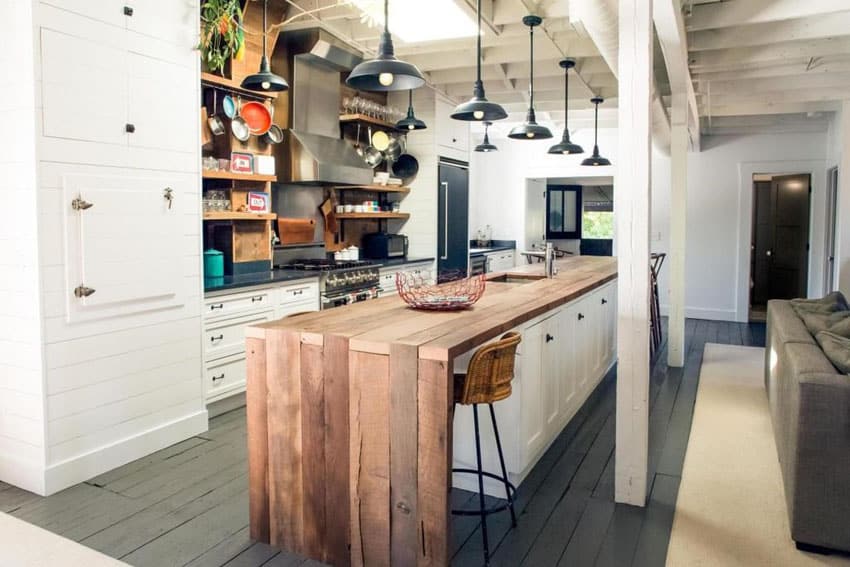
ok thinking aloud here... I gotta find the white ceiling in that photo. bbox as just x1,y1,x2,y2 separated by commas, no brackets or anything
275,0,850,136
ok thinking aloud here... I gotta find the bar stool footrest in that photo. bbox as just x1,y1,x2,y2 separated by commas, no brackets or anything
450,468,517,517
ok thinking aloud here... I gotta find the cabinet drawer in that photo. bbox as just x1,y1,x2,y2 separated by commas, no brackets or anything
205,290,272,320
278,299,318,319
205,354,246,403
205,311,274,360
279,281,318,305
379,270,399,291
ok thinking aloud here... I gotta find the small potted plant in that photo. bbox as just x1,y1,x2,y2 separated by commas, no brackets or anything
199,0,245,75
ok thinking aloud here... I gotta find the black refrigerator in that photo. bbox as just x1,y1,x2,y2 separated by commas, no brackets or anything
437,159,470,282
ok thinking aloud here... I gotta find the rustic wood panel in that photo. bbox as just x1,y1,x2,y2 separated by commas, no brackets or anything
349,351,391,567
246,335,270,543
267,330,304,551
417,358,452,567
389,343,419,565
323,335,351,567
300,341,326,558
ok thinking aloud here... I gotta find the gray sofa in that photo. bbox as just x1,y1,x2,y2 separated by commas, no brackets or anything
766,300,850,553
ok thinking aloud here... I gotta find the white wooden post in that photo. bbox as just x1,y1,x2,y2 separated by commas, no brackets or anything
667,92,688,367
615,0,652,506
836,100,850,296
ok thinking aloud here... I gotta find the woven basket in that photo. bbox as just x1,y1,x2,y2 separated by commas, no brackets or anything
396,272,486,311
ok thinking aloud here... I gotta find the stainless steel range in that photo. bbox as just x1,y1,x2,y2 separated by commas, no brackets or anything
276,259,381,309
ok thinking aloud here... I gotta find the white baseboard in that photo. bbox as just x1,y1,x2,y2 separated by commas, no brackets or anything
659,304,739,322
43,409,209,496
0,453,45,496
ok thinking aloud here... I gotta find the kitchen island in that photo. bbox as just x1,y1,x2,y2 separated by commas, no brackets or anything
245,256,617,566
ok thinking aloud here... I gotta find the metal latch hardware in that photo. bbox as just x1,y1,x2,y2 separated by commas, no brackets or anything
74,285,96,298
164,187,174,209
71,197,93,211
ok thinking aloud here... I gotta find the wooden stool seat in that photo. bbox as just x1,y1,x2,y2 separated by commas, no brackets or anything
451,331,521,566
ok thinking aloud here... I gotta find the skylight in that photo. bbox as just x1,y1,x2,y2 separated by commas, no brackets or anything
350,0,479,43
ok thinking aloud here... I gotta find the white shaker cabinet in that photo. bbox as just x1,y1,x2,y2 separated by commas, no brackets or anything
435,96,470,160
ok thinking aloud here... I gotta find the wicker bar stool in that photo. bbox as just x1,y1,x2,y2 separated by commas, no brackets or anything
451,331,522,566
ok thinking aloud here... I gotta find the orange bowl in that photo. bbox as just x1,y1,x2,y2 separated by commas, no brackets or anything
240,101,272,135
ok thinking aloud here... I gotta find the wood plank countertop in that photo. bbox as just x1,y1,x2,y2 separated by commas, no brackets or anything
245,256,617,566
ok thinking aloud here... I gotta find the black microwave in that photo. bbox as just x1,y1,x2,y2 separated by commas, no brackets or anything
362,232,408,259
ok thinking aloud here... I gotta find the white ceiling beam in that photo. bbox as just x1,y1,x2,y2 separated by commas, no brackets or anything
654,0,700,150
703,101,841,117
688,37,850,72
696,72,850,97
692,57,850,81
688,12,850,51
405,38,600,72
492,0,569,26
685,0,850,32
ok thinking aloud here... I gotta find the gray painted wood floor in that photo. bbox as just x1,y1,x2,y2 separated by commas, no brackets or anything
0,318,766,567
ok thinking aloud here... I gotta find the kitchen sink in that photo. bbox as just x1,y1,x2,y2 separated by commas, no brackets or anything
489,274,545,284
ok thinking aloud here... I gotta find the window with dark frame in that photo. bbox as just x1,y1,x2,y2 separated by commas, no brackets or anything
546,185,582,240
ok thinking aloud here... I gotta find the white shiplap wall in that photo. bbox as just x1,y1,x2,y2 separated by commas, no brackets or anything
0,0,206,495
0,0,47,494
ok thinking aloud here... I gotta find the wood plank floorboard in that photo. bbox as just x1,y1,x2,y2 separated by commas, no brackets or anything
0,318,763,567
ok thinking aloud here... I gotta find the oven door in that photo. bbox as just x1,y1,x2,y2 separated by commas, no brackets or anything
321,287,379,309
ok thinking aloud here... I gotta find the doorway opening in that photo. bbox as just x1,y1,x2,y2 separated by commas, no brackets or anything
749,173,811,322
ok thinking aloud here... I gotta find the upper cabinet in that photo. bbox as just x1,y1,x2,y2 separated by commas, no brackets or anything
435,96,470,160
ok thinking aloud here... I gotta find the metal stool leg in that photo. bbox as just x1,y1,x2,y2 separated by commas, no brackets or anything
489,403,517,527
473,404,491,565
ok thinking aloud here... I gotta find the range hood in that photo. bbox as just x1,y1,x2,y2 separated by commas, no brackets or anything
279,28,373,185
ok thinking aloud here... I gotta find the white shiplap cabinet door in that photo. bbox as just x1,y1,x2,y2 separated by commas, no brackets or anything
41,0,128,29
126,0,199,45
41,29,128,147
64,174,185,322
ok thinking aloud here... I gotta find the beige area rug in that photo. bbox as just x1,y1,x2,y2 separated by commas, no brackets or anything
0,512,128,567
666,343,850,567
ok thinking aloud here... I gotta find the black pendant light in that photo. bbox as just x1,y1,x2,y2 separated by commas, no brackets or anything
548,59,584,155
581,97,611,166
474,122,498,152
241,0,289,93
450,0,507,122
346,0,426,92
509,15,552,140
396,90,427,130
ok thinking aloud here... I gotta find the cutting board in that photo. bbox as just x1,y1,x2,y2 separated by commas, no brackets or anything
277,218,316,245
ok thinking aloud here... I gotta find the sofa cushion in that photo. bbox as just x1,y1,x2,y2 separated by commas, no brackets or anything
828,312,850,338
815,331,850,374
791,291,849,316
768,300,817,346
800,311,850,336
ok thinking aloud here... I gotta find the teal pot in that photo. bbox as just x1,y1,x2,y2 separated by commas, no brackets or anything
204,248,224,278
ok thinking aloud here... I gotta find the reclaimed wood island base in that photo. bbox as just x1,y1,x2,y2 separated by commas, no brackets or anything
245,256,617,566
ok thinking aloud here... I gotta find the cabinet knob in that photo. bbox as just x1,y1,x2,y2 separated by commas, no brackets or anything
577,313,585,321
125,123,136,133
123,5,134,16
601,298,607,305
545,333,554,343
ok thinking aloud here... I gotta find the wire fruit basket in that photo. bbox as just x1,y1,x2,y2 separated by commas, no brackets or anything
396,272,486,311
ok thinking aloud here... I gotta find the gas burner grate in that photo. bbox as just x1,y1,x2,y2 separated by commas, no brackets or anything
276,259,375,271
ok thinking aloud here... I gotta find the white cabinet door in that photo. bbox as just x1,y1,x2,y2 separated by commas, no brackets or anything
379,269,399,295
520,314,551,467
541,312,561,434
574,299,592,397
41,29,129,147
127,51,197,154
64,174,184,322
126,0,198,45
557,304,579,425
435,96,469,158
42,0,128,28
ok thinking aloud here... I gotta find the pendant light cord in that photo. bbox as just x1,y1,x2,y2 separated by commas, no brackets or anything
594,100,599,147
476,0,482,84
564,66,569,122
529,24,535,111
384,0,389,35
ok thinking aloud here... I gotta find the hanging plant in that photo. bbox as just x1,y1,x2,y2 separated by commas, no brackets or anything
199,0,244,74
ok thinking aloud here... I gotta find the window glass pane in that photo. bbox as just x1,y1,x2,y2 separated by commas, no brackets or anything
582,211,614,239
549,191,563,232
563,191,577,232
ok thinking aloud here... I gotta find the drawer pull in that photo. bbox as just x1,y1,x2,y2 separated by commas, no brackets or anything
293,290,303,295
577,313,585,321
251,296,264,303
123,5,134,16
210,334,224,343
601,298,608,305
209,303,224,310
212,373,225,382
125,123,135,133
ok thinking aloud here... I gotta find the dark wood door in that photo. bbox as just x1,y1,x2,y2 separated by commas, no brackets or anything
751,174,810,306
437,161,469,281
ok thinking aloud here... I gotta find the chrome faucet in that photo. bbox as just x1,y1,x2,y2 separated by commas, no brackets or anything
544,242,557,278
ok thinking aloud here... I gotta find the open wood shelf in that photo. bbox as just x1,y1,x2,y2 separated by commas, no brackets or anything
339,113,400,131
203,212,277,221
201,72,279,99
202,170,277,182
335,212,410,220
333,184,411,194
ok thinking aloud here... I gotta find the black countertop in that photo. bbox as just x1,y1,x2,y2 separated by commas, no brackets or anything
204,270,319,294
468,240,517,257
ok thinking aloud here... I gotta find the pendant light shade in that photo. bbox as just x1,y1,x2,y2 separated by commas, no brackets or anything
474,122,498,152
581,97,611,166
451,0,507,122
548,59,584,155
509,16,552,140
346,0,426,92
396,90,427,130
241,0,289,93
